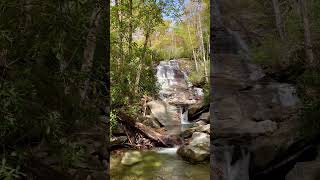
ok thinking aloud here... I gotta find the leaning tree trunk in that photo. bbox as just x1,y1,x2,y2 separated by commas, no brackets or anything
298,0,315,66
80,7,102,103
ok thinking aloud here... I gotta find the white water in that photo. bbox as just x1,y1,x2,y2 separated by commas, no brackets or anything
155,147,178,155
180,106,190,125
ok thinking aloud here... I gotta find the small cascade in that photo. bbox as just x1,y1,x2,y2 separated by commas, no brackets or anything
180,106,190,125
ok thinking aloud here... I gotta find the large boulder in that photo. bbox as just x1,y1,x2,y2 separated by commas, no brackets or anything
177,132,210,163
147,100,179,126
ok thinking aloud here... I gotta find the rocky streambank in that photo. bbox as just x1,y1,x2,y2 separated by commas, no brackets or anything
211,29,319,180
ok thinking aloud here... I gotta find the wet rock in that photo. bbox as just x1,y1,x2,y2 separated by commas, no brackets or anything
180,124,210,138
193,120,207,127
177,132,210,163
180,127,195,139
121,151,143,166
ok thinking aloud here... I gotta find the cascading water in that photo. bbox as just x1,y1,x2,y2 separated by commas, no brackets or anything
155,59,203,125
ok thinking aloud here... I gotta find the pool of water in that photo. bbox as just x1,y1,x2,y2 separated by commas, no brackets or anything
110,148,210,180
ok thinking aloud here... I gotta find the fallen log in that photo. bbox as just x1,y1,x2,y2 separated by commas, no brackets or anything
117,112,173,147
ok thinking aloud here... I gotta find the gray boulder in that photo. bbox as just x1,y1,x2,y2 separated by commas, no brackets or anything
177,132,210,163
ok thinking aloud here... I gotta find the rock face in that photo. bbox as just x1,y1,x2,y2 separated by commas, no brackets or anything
211,30,301,179
121,151,143,166
177,132,210,163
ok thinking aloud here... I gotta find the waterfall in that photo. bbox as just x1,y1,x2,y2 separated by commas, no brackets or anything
155,60,203,126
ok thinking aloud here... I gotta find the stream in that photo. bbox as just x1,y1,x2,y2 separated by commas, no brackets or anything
110,59,209,180
110,148,210,180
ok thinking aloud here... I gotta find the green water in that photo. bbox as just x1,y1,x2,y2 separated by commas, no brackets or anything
110,148,210,180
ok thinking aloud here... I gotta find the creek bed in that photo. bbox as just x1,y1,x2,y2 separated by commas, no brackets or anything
110,148,210,180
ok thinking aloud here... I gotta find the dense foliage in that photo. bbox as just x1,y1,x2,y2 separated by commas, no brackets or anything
0,0,108,177
219,0,320,137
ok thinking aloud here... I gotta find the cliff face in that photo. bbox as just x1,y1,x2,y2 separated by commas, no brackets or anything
211,29,303,179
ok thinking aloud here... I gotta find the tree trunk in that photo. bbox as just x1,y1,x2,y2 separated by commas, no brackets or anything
134,30,150,94
298,0,315,66
115,0,124,69
207,33,210,60
80,7,101,103
272,0,285,40
128,0,133,56
171,31,175,59
187,22,199,72
197,6,209,82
